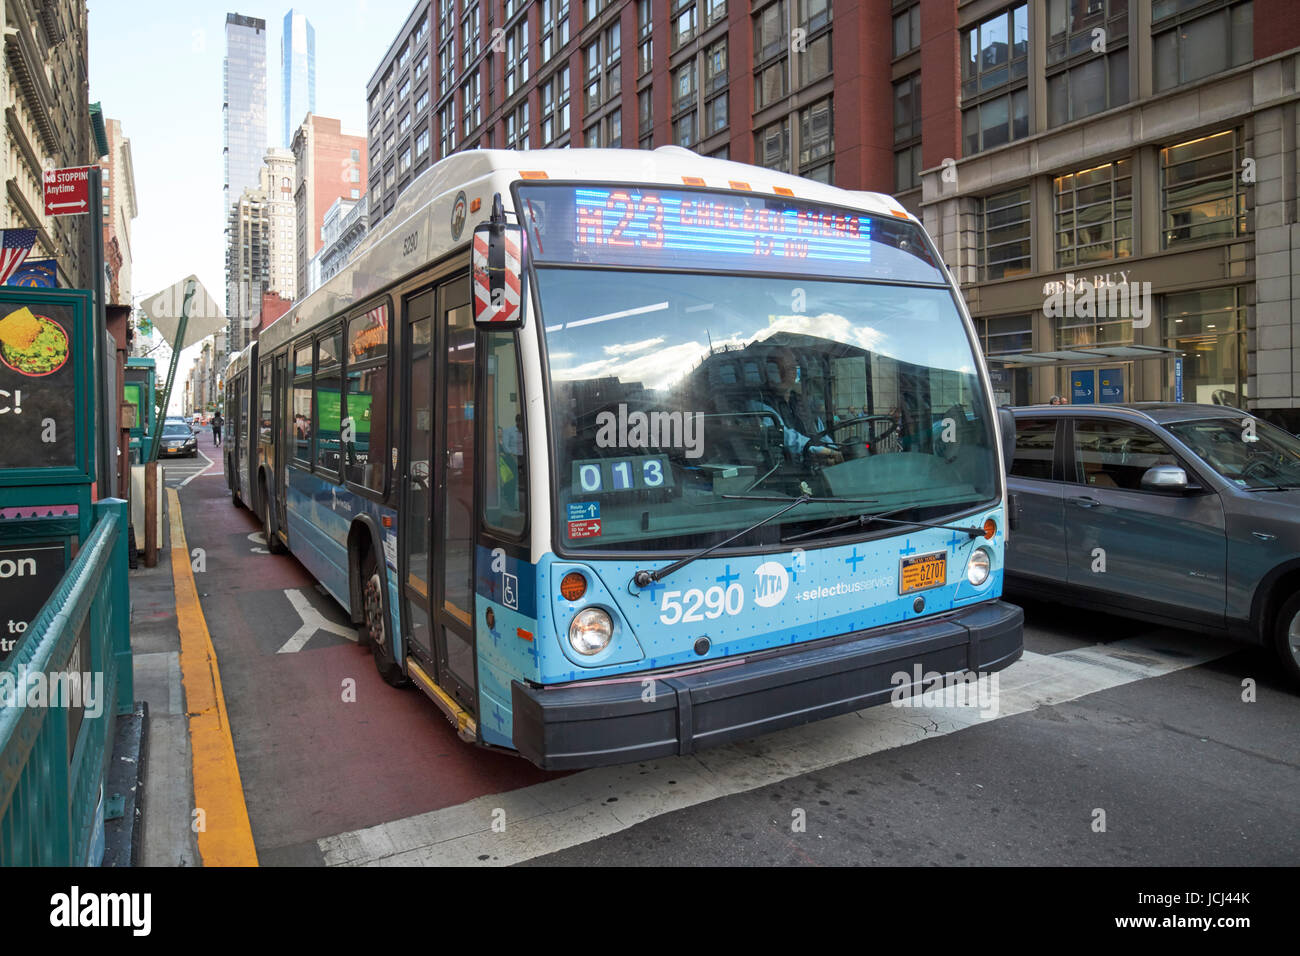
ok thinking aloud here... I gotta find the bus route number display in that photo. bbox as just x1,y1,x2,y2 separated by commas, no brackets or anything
572,455,672,495
571,187,873,263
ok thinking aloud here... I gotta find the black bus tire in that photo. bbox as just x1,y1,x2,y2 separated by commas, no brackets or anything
262,479,286,554
362,550,408,687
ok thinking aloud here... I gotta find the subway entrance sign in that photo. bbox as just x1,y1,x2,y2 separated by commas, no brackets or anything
42,165,95,217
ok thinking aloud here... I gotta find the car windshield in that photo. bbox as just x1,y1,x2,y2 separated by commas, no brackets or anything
1168,417,1300,489
163,424,191,437
535,268,998,552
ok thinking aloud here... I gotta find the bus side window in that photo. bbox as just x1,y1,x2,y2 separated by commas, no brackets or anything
316,329,343,474
344,303,390,493
293,341,313,464
483,331,526,536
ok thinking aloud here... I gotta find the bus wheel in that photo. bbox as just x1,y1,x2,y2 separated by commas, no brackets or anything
262,482,286,554
362,551,408,687
1274,593,1300,688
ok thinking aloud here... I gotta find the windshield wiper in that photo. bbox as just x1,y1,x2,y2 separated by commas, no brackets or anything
631,494,823,589
781,501,986,543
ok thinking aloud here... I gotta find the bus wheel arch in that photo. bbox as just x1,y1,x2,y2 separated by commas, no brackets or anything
349,519,407,686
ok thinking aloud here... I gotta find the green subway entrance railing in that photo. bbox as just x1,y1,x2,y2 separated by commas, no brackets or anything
0,499,131,866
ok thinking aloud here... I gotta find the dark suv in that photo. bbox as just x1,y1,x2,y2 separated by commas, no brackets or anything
1004,403,1300,684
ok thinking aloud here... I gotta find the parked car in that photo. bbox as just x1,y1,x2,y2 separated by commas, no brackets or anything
159,421,198,458
1004,402,1300,685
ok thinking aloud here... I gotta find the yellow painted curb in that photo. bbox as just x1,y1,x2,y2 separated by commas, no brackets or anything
168,486,259,866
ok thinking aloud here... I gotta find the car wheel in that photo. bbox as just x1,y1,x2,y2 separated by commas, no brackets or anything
362,550,408,687
1274,594,1300,688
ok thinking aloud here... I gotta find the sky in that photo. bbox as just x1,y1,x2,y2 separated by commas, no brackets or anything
87,0,416,392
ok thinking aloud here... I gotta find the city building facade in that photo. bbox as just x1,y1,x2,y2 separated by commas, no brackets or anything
226,183,270,355
318,193,368,287
290,114,366,295
100,117,137,307
361,0,1300,428
264,146,297,300
282,8,317,148
224,12,268,363
1,0,98,287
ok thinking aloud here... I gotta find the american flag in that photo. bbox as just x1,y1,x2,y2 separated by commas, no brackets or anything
0,229,38,286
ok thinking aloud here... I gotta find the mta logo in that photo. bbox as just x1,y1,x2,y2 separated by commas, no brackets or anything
753,562,790,608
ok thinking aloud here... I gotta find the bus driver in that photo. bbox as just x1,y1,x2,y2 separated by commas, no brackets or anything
748,347,843,465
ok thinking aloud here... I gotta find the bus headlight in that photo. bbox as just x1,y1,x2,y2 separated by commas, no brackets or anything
966,548,992,587
569,608,613,655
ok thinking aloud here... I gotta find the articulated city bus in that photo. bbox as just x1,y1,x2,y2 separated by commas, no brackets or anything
224,147,1023,769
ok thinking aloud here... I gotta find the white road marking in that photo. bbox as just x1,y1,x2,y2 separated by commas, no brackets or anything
316,633,1232,867
178,449,215,488
276,589,357,654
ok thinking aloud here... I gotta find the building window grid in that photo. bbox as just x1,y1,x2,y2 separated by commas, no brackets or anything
1160,129,1249,248
980,186,1032,280
638,86,653,134
798,96,833,182
462,69,482,136
1153,0,1253,92
584,23,621,113
1054,158,1133,267
462,1,481,70
673,1,698,53
894,72,922,192
541,66,571,145
541,0,570,63
505,20,530,98
439,102,457,158
756,116,791,173
893,1,920,58
961,4,1029,155
638,0,653,75
440,39,456,98
1045,0,1130,126
1162,285,1247,406
505,101,530,150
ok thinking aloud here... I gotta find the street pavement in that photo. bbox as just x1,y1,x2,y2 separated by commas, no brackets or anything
143,471,1300,867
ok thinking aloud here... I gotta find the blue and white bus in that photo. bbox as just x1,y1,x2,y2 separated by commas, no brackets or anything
225,147,1023,769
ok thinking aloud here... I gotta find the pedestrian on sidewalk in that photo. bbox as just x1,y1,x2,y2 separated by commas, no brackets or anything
212,410,224,446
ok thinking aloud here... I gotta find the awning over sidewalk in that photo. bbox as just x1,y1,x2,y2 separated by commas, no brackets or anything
988,344,1183,367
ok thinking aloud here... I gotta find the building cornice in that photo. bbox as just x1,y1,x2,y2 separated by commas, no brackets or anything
3,24,58,154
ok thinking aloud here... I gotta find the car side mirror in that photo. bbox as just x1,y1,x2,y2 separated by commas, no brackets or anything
996,406,1016,474
1141,465,1192,492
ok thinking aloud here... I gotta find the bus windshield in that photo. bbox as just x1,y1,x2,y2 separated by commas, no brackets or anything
535,268,998,553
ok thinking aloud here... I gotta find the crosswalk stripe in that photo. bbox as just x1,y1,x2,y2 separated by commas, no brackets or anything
316,633,1231,867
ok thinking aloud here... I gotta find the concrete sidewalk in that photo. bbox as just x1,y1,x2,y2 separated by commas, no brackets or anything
127,485,200,866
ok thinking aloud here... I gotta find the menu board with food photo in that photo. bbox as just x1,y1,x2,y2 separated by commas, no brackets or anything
0,289,90,474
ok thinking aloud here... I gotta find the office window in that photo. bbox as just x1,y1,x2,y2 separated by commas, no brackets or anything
673,2,697,52
754,1,788,110
399,112,411,134
505,102,531,150
385,165,396,187
638,0,653,74
961,5,1029,154
756,117,791,173
706,0,727,26
673,110,696,148
344,304,389,492
705,37,727,93
977,315,1034,408
895,144,922,193
795,0,831,86
399,147,412,173
583,23,621,112
638,86,653,135
315,329,343,473
505,20,530,97
462,70,481,136
706,92,728,134
541,0,570,62
398,77,411,100
894,72,922,191
1161,129,1248,247
414,52,429,79
384,99,395,120
585,0,609,21
416,88,430,115
1055,158,1132,266
1153,0,1252,92
414,18,429,46
979,186,1031,280
440,41,456,97
673,59,697,113
893,2,920,57
1163,286,1247,407
440,103,458,157
541,66,571,145
799,97,832,182
461,0,481,69
416,127,431,155
1046,0,1129,125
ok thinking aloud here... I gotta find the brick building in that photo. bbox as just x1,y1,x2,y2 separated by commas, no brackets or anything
362,0,1300,428
290,114,367,296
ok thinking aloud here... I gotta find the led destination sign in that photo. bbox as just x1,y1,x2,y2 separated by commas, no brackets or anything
517,184,945,283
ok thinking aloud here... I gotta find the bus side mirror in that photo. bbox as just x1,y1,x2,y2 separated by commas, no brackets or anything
996,406,1016,474
472,221,527,329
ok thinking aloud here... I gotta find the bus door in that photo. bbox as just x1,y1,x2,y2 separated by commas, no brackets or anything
398,277,478,713
274,351,289,531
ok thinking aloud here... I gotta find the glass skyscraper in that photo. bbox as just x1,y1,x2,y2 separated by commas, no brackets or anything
223,13,268,214
282,9,316,148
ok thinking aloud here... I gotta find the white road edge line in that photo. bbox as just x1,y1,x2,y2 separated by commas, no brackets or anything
316,633,1232,867
178,449,216,488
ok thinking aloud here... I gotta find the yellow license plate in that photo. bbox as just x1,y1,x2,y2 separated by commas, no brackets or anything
899,551,946,594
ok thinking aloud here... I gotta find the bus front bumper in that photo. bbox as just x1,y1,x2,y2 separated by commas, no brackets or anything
511,599,1023,770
